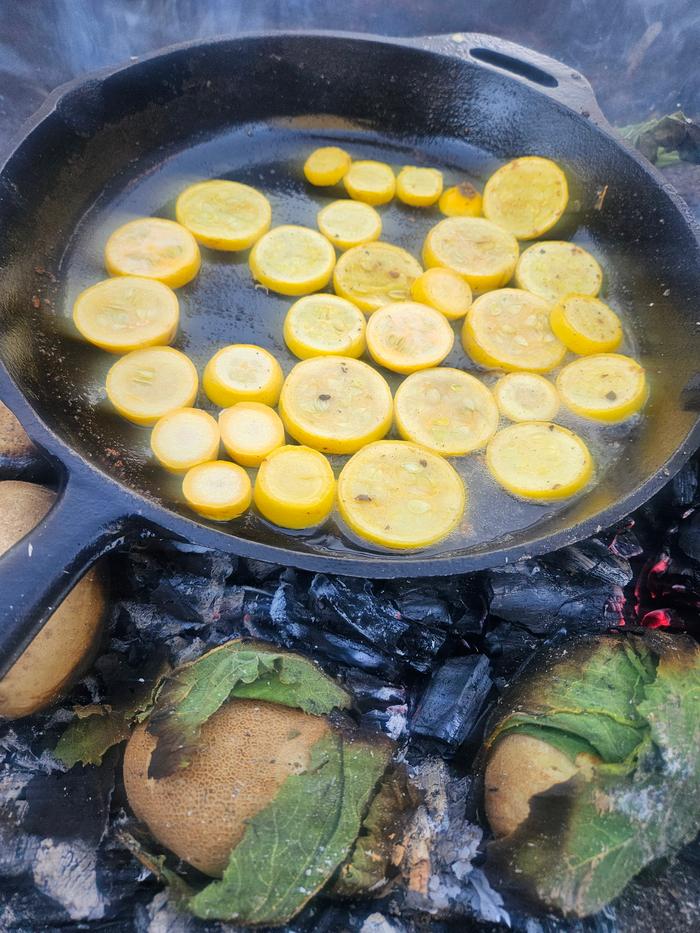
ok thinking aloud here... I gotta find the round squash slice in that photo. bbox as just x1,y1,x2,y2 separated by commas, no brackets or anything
396,166,443,207
343,160,396,205
515,241,603,302
106,346,199,425
423,216,519,292
337,440,465,550
482,156,569,239
333,242,423,313
279,356,393,454
486,421,593,500
462,289,566,373
494,372,560,422
410,267,472,321
254,445,335,529
104,217,201,288
219,403,285,467
249,225,336,296
175,180,271,251
203,344,283,408
182,460,252,521
439,182,483,217
73,276,180,353
394,368,499,455
317,199,382,250
557,353,647,422
550,294,623,355
303,146,352,186
365,301,455,374
283,294,366,360
151,408,220,473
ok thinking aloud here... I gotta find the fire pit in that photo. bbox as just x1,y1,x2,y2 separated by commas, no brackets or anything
0,4,699,931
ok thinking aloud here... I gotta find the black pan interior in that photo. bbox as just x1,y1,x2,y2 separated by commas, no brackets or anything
0,34,698,568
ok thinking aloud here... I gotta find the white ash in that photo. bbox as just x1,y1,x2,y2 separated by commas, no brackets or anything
360,911,408,933
32,838,106,920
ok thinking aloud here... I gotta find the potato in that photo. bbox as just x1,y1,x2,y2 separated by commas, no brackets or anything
0,481,106,719
484,733,579,837
0,401,36,461
123,697,329,876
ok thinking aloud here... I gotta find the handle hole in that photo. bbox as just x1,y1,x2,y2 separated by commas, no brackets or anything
469,47,558,89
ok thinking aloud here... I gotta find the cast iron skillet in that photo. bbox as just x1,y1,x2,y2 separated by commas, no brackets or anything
0,31,698,675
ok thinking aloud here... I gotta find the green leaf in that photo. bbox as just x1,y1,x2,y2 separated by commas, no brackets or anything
146,640,351,779
117,830,194,906
189,729,392,925
486,633,700,917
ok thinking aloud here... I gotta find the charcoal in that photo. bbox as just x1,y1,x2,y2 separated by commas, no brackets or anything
608,523,644,559
241,557,284,582
392,588,452,629
678,510,700,561
546,538,633,587
411,656,493,748
310,575,412,652
485,560,625,634
483,622,542,683
669,458,699,509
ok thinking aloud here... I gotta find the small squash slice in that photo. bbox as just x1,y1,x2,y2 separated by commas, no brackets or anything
279,356,392,455
333,242,423,313
151,408,220,473
410,267,472,321
203,344,283,408
557,353,647,422
487,421,593,500
550,294,623,355
175,180,271,251
423,216,519,292
249,225,336,296
317,199,382,250
396,166,443,207
343,160,396,205
106,346,198,426
515,241,603,302
73,276,179,353
365,301,454,374
482,156,569,239
303,146,352,186
337,440,465,550
104,217,201,288
182,461,252,521
494,372,560,422
283,294,366,360
254,445,335,529
218,403,285,468
394,368,499,455
439,182,482,217
462,288,565,372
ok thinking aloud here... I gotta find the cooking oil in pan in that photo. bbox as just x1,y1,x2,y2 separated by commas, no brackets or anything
58,119,643,559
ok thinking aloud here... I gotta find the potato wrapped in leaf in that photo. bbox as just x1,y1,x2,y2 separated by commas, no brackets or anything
482,632,700,917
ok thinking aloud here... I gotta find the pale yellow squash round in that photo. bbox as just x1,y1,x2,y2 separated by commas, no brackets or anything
410,267,472,321
482,156,569,239
343,160,395,205
249,225,336,296
182,460,252,521
218,403,285,468
439,182,483,217
365,301,454,374
106,346,199,425
283,294,366,359
557,353,647,422
333,242,423,313
550,294,623,355
151,408,220,473
423,216,519,292
396,166,443,207
304,146,352,186
203,344,283,408
494,372,560,422
317,199,382,250
515,241,603,302
104,217,201,288
254,445,335,529
175,180,271,251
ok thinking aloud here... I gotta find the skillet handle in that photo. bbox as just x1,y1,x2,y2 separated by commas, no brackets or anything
0,473,128,678
412,32,608,126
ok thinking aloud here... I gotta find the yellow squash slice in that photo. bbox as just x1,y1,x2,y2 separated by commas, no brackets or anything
423,216,519,292
550,294,623,354
394,368,499,455
343,160,396,205
218,403,285,468
182,460,252,521
317,199,382,250
494,372,560,422
104,218,201,288
175,180,271,251
279,356,392,454
557,353,647,422
487,422,593,500
396,166,444,207
516,241,603,302
365,301,454,374
410,267,472,320
249,225,336,296
73,276,179,353
337,440,465,550
151,408,220,473
203,344,283,408
303,146,352,186
283,294,366,359
439,182,482,217
482,156,569,239
106,346,198,426
333,242,423,313
254,445,335,529
463,288,566,373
